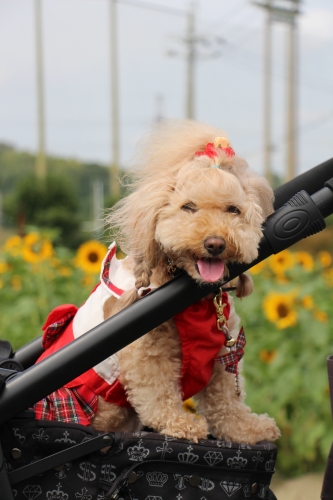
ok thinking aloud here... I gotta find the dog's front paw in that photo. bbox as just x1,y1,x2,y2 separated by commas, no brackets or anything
161,413,208,443
211,412,280,445
255,414,281,442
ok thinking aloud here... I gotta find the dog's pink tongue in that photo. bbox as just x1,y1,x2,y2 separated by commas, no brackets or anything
197,259,224,282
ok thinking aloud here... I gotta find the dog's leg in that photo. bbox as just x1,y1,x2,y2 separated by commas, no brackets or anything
118,323,209,443
194,360,280,444
195,298,280,445
92,397,141,433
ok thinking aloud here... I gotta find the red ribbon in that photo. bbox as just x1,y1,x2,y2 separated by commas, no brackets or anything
214,327,246,374
195,142,235,159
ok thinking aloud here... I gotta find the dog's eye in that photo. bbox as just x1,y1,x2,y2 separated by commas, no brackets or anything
227,205,241,215
181,202,198,213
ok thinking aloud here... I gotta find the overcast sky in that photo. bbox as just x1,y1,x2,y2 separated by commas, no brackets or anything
0,0,332,181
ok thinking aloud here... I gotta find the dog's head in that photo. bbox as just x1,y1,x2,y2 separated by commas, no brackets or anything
108,120,274,286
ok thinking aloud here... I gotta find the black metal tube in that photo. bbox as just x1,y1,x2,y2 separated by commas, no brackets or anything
14,337,43,370
1,161,333,425
273,157,333,210
311,180,333,219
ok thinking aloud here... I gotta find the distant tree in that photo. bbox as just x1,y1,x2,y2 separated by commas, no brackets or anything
3,174,84,248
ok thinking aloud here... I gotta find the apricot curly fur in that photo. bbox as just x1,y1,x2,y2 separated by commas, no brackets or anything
94,119,280,444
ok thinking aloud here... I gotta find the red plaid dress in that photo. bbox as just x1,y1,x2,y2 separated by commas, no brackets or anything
34,243,231,425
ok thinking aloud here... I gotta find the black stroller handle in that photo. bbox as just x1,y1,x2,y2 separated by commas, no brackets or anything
0,161,332,425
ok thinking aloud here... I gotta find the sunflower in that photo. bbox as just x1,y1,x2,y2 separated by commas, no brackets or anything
75,240,108,274
323,268,333,287
0,261,10,274
259,349,278,364
268,250,295,276
317,251,332,268
82,274,95,287
50,257,61,268
249,260,266,275
11,275,22,291
3,235,24,256
313,309,328,323
301,295,313,310
263,291,298,329
22,233,53,264
295,251,314,271
58,266,73,277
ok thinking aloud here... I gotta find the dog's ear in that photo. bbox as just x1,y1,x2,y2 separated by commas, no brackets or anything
235,273,254,299
244,172,274,219
108,176,172,286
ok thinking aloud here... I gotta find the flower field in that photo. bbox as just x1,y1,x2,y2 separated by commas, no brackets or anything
238,249,333,475
0,233,108,349
0,233,332,476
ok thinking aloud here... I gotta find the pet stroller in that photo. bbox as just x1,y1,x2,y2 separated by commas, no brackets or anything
0,159,333,500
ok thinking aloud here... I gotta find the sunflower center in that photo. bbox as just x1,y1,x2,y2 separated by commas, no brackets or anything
277,303,289,318
88,251,99,263
31,242,43,254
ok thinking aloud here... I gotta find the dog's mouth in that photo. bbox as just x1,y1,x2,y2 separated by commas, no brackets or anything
196,258,225,283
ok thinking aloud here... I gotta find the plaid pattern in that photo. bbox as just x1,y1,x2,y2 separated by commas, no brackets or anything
42,311,76,349
214,327,246,374
101,245,116,288
101,244,124,297
34,387,98,425
102,254,112,287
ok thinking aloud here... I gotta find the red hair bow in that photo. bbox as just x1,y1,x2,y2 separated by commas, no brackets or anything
195,138,235,159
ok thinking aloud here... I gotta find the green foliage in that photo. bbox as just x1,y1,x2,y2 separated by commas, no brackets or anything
0,144,111,222
1,235,333,477
0,235,101,350
4,174,83,248
236,252,333,476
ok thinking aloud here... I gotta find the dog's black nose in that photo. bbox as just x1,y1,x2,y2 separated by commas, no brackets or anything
204,237,226,256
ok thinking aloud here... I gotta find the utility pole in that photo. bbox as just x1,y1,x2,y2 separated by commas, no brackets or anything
109,0,120,200
168,1,224,121
263,0,273,186
186,2,196,119
285,3,298,182
93,179,104,235
255,0,301,182
109,1,185,199
34,0,46,179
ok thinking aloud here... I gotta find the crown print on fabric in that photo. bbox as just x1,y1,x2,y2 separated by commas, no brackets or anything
146,471,169,487
46,483,69,500
227,450,248,469
178,445,199,463
127,439,150,462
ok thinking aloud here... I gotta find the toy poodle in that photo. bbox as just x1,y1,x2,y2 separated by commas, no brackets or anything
35,119,280,445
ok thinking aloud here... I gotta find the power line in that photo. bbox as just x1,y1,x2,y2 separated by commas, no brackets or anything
242,109,333,161
116,0,186,16
203,1,249,32
298,109,333,134
222,41,333,96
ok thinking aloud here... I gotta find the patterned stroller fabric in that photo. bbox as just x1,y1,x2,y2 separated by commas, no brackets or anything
0,412,277,500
